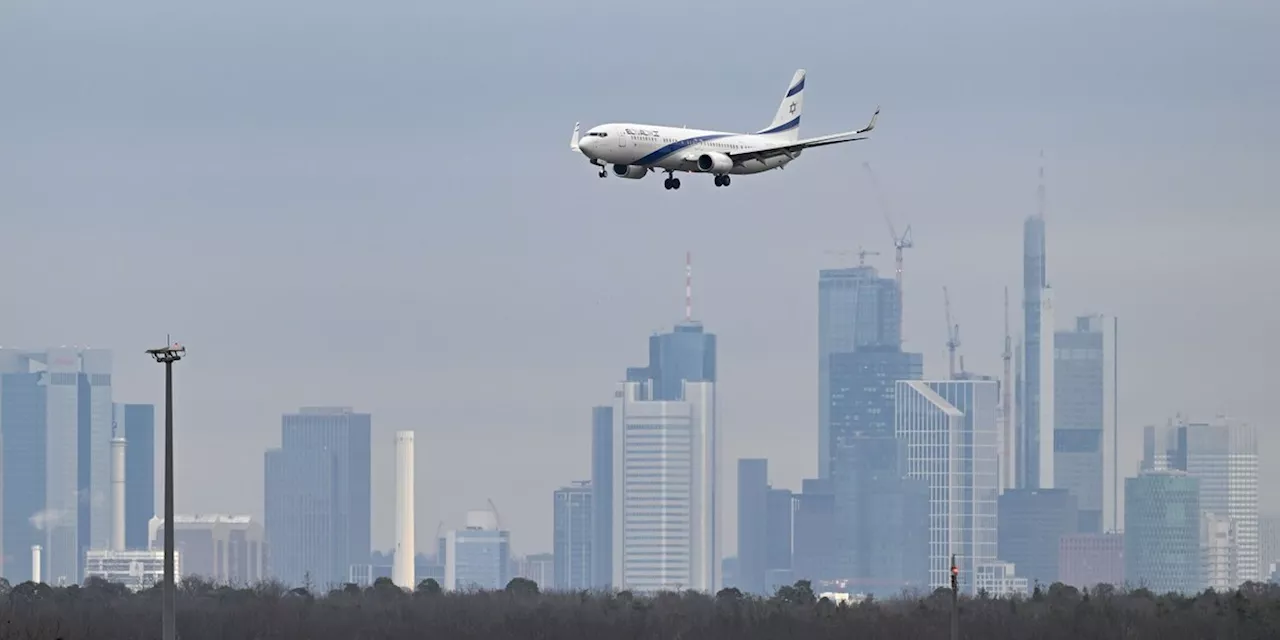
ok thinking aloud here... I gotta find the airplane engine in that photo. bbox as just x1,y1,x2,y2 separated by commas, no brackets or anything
611,164,647,179
696,152,732,173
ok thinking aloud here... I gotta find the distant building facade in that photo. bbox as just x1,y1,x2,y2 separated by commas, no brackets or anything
1058,533,1124,589
1125,470,1200,594
896,379,1000,595
997,488,1078,586
264,407,371,588
150,515,265,585
553,482,592,591
445,510,510,591
612,380,717,593
1053,314,1116,533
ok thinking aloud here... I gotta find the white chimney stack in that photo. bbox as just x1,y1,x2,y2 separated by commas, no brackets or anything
31,545,41,583
392,430,416,589
112,435,127,551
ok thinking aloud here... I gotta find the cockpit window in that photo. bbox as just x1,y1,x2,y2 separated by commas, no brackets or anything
587,132,608,137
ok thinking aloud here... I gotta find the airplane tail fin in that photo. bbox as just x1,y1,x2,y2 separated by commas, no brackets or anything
757,69,804,141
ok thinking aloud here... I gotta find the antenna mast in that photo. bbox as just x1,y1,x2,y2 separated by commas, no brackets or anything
685,251,693,321
1037,149,1046,219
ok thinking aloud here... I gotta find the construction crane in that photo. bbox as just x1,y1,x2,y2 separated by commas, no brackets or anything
943,286,961,379
486,498,502,530
863,162,914,296
823,247,880,266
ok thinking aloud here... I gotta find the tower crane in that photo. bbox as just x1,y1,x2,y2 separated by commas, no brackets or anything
943,286,961,379
823,247,880,267
863,162,914,298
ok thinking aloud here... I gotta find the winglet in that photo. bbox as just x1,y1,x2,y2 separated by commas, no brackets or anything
856,107,880,135
570,122,581,152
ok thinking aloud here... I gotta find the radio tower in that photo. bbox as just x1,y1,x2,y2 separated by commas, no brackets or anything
685,251,693,321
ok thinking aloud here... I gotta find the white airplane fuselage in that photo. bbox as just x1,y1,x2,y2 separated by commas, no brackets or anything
577,124,799,176
570,69,878,189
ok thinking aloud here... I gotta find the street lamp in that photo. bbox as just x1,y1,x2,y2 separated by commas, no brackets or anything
147,342,185,640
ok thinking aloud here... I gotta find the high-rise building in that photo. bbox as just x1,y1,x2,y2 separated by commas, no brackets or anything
1053,315,1117,533
264,406,371,587
792,478,835,584
1125,470,1200,594
445,509,510,591
0,347,112,585
1157,418,1260,586
765,488,793,578
997,488,1078,586
736,459,769,595
114,403,155,550
895,379,1000,595
612,380,717,592
626,321,716,402
590,406,613,589
1020,212,1055,491
817,266,901,479
827,346,924,594
553,481,593,591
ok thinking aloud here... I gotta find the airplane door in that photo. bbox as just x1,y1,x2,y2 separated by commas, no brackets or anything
618,129,627,148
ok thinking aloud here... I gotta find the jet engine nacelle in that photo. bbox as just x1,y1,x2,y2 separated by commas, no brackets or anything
696,152,733,173
612,164,647,179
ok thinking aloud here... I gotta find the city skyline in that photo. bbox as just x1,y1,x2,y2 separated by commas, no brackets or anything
3,0,1277,560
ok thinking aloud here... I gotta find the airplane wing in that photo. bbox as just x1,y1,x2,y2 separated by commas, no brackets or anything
728,107,879,163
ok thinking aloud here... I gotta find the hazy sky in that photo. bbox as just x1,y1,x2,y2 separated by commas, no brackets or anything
2,0,1278,557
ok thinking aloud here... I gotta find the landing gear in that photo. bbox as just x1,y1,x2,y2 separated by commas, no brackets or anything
599,169,607,178
713,174,731,187
663,176,682,190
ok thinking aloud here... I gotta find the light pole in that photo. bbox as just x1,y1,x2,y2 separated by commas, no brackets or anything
147,342,185,640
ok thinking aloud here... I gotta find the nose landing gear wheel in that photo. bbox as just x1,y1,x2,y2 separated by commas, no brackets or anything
599,170,607,178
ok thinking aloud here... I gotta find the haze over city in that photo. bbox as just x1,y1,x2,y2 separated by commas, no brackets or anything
2,0,1277,569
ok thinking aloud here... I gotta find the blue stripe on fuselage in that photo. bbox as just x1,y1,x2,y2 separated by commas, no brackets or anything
631,133,730,166
757,115,800,135
785,78,804,97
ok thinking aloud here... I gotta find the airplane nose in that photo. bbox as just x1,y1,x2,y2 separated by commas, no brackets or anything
579,136,594,152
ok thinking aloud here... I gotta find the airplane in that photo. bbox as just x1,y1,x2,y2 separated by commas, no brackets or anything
569,69,878,190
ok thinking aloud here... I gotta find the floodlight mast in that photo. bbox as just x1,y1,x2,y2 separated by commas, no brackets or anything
147,342,185,640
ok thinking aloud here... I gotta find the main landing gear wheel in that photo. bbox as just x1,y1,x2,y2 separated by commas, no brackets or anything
664,177,682,190
714,175,731,187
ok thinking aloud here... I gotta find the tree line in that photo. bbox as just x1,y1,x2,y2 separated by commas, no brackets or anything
2,575,1280,639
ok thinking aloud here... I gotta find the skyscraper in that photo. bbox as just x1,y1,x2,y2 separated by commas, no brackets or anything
896,379,1000,595
828,345,926,594
626,321,716,401
1159,418,1260,586
612,380,717,592
590,406,613,589
737,459,769,594
817,266,900,479
264,406,371,587
792,478,835,583
1021,210,1055,491
553,481,593,591
1125,470,1201,594
1053,315,1117,533
0,347,112,585
114,403,155,550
